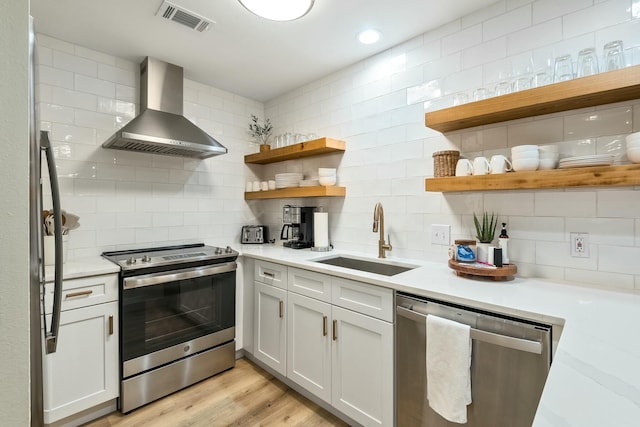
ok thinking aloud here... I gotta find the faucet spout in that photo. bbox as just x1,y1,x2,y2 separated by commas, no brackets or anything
373,202,392,258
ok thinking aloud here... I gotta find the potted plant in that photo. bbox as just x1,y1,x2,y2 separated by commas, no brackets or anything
248,114,273,152
473,212,497,263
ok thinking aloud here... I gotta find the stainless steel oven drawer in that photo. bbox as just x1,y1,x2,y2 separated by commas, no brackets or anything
120,340,235,413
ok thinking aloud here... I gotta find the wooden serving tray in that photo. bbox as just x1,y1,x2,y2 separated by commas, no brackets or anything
448,259,517,281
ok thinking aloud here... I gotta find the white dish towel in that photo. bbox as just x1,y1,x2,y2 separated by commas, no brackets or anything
426,314,472,424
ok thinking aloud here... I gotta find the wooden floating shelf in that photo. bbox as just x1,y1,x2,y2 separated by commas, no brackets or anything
244,137,346,165
425,65,640,132
425,164,640,192
244,186,346,200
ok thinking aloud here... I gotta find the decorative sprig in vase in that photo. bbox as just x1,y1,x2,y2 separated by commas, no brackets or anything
473,212,497,263
248,114,273,151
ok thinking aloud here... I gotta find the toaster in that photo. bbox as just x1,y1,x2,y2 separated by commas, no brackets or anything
241,225,268,244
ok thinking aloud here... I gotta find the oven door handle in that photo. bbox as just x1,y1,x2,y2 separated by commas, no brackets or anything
123,261,237,289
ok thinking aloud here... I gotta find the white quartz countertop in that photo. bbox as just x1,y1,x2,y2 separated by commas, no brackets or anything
238,244,640,427
44,256,119,282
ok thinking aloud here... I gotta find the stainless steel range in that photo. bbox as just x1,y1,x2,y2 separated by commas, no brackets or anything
102,243,238,413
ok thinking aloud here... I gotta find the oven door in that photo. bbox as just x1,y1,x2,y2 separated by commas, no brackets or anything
121,261,236,378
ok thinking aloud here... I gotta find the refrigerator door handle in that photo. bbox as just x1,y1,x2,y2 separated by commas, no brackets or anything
41,131,63,354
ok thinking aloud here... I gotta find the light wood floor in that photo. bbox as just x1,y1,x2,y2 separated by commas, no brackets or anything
83,358,349,427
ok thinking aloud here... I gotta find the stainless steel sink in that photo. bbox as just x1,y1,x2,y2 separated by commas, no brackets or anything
313,255,418,276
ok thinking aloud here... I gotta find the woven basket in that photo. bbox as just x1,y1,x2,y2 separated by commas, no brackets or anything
432,150,460,177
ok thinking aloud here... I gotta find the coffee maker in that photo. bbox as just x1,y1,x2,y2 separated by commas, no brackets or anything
281,205,315,249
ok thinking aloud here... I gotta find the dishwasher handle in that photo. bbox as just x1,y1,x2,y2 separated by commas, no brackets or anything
396,305,542,355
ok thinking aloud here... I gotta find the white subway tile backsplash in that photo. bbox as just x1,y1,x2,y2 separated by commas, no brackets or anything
53,51,97,77
442,24,483,56
598,190,640,217
563,0,632,39
52,87,97,111
37,34,74,53
536,241,597,269
565,268,635,290
98,63,136,86
75,74,115,98
74,110,117,131
483,5,532,41
135,167,169,183
533,0,592,25
599,245,640,275
566,217,634,246
74,46,116,66
97,98,135,118
507,117,564,145
535,191,597,217
463,37,507,69
564,106,633,139
509,216,565,241
506,18,562,55
40,103,75,124
51,123,97,145
115,84,137,103
39,65,74,89
485,192,535,216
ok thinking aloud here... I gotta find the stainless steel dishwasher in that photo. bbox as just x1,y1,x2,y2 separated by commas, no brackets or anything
396,292,552,427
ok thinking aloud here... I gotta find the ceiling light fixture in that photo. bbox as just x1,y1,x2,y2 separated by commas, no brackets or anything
357,29,381,45
238,0,314,22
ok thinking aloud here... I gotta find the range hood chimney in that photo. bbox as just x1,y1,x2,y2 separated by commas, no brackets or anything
102,57,227,159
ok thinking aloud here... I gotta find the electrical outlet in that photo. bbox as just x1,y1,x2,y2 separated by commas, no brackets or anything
570,232,589,258
431,224,451,246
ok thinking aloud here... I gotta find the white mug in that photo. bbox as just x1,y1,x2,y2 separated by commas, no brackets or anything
455,159,474,176
473,157,491,175
490,155,513,174
252,181,261,192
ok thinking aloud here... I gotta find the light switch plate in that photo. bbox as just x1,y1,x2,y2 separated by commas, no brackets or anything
431,224,451,246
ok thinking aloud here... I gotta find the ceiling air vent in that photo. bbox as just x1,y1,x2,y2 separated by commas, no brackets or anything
155,0,214,32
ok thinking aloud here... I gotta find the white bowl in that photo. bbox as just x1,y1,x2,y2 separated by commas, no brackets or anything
319,176,337,186
539,152,559,160
625,131,640,142
511,145,539,154
538,158,558,170
626,139,640,148
538,145,559,153
512,158,539,171
627,147,640,163
318,168,337,176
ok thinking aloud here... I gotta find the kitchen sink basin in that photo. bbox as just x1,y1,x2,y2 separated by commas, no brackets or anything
313,255,418,276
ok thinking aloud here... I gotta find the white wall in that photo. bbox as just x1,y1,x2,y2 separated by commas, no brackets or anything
0,1,31,425
263,0,640,291
36,35,265,257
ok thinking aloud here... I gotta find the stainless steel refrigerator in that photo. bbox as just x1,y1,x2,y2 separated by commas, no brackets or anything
28,16,64,427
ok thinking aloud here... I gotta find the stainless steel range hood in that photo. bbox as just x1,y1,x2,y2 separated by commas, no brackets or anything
102,57,227,159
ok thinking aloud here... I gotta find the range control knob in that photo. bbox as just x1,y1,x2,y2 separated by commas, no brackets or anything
126,257,136,265
141,255,152,263
215,247,223,255
225,246,233,254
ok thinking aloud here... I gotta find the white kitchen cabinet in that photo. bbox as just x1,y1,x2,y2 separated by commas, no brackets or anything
253,281,287,376
287,292,332,404
43,301,118,424
331,305,393,427
42,273,119,425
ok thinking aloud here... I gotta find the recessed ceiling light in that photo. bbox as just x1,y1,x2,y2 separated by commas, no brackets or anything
357,29,381,45
238,0,314,22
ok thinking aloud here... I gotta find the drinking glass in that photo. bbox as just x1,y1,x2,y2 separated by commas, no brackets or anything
576,48,599,77
512,76,531,92
603,40,625,71
554,54,574,82
494,81,511,96
453,92,469,106
473,87,489,101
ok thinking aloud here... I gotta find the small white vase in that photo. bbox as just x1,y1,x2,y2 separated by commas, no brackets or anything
476,242,491,263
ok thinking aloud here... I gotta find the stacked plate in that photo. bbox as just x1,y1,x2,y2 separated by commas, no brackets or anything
275,173,304,188
299,179,319,187
626,132,640,163
558,154,614,169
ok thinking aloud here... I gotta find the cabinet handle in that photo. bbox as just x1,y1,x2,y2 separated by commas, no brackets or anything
263,271,275,278
322,315,327,336
108,315,114,335
279,300,283,318
65,290,93,299
332,320,337,341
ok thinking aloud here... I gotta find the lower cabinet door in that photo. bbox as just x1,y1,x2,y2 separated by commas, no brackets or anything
331,305,393,427
254,282,287,376
287,292,332,404
43,301,118,424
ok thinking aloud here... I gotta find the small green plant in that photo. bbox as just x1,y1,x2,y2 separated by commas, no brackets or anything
473,212,497,243
248,114,273,144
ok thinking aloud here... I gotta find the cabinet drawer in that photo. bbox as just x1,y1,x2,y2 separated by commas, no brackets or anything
331,277,393,322
254,260,288,289
288,267,331,302
45,274,118,314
